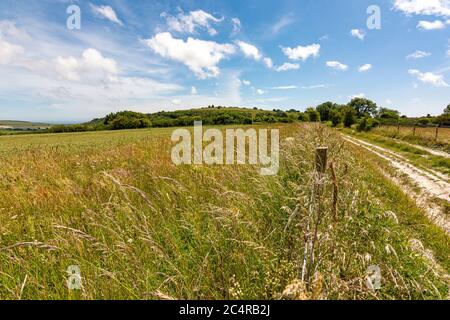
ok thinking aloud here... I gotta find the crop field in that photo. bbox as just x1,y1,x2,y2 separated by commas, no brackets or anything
374,125,450,151
0,123,448,300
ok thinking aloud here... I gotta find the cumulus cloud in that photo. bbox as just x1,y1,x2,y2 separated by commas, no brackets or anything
143,32,235,79
263,57,273,68
275,62,300,72
235,40,262,60
90,4,123,26
0,38,24,65
281,43,320,61
161,10,223,36
407,50,431,58
191,86,197,95
417,20,446,30
235,40,273,68
326,61,348,71
55,48,118,81
393,0,450,17
408,69,449,87
350,29,366,40
242,79,251,85
358,64,372,72
256,89,265,95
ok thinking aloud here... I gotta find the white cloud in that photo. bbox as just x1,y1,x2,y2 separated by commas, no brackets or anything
0,20,31,41
90,4,123,26
161,10,222,36
242,79,251,85
231,18,241,35
326,61,348,71
301,84,331,89
358,64,372,72
235,40,262,60
55,48,118,81
143,32,235,79
281,44,320,61
407,50,431,58
0,38,24,65
408,69,449,87
417,20,446,30
349,93,365,99
271,85,297,90
235,40,273,68
263,57,273,68
393,0,450,17
256,89,265,95
191,86,197,95
350,29,366,40
275,62,300,72
270,14,295,36
171,98,182,105
0,21,191,121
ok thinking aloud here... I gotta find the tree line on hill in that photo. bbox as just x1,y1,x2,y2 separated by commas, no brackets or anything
46,100,450,134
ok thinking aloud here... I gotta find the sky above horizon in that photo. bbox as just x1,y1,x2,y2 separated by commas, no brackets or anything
0,0,449,123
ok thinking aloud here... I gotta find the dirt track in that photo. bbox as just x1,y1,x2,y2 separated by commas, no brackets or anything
344,135,450,233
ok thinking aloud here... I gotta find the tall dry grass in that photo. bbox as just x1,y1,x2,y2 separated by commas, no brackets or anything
0,124,448,299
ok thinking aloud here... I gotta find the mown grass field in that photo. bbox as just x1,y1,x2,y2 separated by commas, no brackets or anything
0,124,448,300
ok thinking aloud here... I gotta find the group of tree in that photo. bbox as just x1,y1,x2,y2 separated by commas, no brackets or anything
303,98,381,131
45,101,450,134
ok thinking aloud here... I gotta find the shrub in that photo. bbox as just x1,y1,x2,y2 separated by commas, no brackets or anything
357,117,380,132
306,107,321,122
330,109,343,127
343,107,357,127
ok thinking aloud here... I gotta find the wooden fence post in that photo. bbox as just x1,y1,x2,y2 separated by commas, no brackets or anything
413,123,416,136
435,124,440,142
315,147,328,176
305,147,329,289
397,122,400,135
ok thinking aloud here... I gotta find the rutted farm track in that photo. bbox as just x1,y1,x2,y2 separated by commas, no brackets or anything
343,135,450,233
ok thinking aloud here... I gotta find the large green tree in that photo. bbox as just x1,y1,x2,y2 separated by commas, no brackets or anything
444,104,450,114
348,98,378,118
306,107,321,122
342,106,357,127
378,107,400,119
316,102,338,122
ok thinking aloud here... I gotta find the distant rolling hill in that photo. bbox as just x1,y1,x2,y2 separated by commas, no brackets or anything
0,120,52,131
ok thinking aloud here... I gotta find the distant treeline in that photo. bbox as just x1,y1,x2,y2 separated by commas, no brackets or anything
47,107,301,133
39,100,450,134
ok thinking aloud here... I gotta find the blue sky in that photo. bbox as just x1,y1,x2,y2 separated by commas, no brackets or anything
0,0,449,123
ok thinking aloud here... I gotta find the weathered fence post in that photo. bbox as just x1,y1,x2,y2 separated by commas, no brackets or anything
315,147,328,176
413,123,416,136
305,147,329,290
435,124,440,142
329,161,338,220
397,122,400,135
